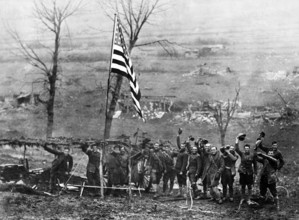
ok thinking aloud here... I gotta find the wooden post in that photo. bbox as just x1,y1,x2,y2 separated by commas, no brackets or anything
128,144,132,202
23,144,28,171
80,181,86,197
99,144,104,198
23,144,26,161
130,129,140,202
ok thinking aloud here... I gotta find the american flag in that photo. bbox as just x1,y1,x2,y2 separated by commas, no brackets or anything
110,17,143,120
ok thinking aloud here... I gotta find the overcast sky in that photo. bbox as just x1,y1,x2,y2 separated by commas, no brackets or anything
1,0,299,50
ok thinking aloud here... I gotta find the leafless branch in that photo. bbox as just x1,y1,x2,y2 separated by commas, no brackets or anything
135,39,178,56
210,85,241,145
9,30,50,74
274,89,288,107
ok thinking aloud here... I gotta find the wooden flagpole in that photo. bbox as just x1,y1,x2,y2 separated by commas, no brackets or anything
104,13,117,135
128,142,132,203
100,14,117,199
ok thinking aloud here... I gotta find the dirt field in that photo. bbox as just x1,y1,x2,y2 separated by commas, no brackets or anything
0,133,299,220
0,186,299,220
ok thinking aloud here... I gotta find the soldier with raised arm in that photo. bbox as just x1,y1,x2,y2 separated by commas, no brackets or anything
255,132,285,208
161,145,176,196
43,143,73,194
204,145,225,204
220,145,238,202
255,132,285,171
256,150,280,209
186,146,202,199
197,140,211,199
174,128,189,197
81,143,101,196
235,133,257,204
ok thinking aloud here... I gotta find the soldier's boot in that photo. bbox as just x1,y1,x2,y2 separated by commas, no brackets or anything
247,187,252,202
157,184,163,197
229,192,234,202
222,186,227,201
49,181,55,194
182,186,188,198
153,184,161,199
191,184,198,198
199,182,208,199
152,184,157,197
167,181,174,196
199,184,209,199
162,183,168,196
175,186,183,197
241,186,246,200
199,191,208,199
229,185,234,202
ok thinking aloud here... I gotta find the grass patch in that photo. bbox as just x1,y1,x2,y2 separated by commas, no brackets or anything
62,50,109,63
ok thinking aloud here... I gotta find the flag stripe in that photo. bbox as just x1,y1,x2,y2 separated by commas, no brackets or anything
111,68,127,77
112,59,127,68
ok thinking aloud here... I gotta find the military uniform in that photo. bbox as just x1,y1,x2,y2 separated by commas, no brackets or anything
161,150,176,195
256,141,284,207
235,142,257,200
202,151,224,202
107,151,124,186
175,134,189,197
256,142,285,170
198,146,210,198
235,143,257,186
221,151,238,200
118,152,129,185
257,153,279,201
186,153,201,197
149,150,165,184
43,144,73,193
81,145,101,194
174,149,188,187
149,148,165,197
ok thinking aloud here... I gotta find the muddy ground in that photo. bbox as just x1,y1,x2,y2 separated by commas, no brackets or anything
1,124,299,220
1,184,299,220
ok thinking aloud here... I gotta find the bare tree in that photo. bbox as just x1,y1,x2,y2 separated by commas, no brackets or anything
209,87,241,146
9,0,81,139
100,0,171,139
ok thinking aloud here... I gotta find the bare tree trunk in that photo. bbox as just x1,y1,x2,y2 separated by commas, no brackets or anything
46,110,54,138
104,74,123,139
220,131,225,146
46,40,58,138
46,83,55,139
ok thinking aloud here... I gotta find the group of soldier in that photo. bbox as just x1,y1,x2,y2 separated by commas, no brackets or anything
42,141,129,195
41,129,285,208
145,129,284,208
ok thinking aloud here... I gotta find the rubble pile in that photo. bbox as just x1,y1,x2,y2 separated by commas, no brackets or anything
172,111,216,125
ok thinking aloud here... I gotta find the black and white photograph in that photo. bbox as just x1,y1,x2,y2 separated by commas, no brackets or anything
0,0,298,219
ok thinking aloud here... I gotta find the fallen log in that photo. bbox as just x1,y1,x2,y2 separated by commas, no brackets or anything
156,197,186,202
0,183,55,197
